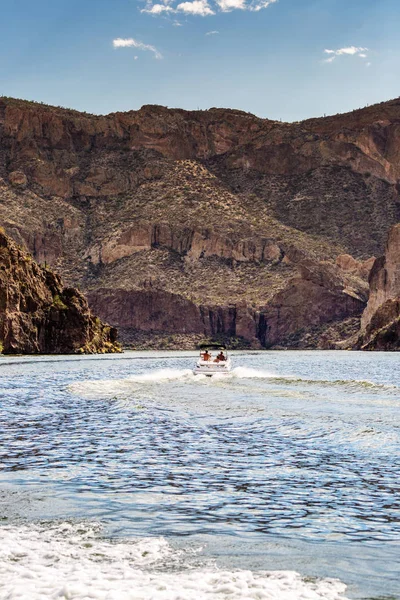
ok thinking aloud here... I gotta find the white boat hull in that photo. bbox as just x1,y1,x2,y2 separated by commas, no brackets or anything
193,358,232,377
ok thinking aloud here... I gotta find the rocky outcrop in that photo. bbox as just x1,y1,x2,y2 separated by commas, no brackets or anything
357,224,400,350
262,260,368,347
361,224,400,329
0,230,120,354
88,221,283,266
360,299,400,350
336,254,375,280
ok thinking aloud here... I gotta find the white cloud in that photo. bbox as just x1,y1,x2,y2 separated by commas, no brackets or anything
216,0,245,11
142,0,276,16
206,30,219,35
113,37,163,59
176,0,215,15
337,46,367,55
143,3,174,13
248,0,277,11
323,46,369,63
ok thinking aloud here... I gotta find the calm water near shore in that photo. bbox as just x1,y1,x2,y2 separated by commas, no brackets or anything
0,350,399,599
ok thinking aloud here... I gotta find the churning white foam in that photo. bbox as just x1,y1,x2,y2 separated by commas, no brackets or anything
128,368,194,383
0,522,348,600
69,369,195,397
230,367,277,379
69,367,279,398
69,366,392,399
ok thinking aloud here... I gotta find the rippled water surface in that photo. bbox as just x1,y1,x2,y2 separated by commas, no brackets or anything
0,351,399,599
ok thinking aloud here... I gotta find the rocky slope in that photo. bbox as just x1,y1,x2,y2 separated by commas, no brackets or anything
356,224,400,350
0,229,120,354
1,96,400,347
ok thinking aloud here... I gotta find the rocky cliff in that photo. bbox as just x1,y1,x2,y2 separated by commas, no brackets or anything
1,96,399,348
0,230,120,354
357,224,400,350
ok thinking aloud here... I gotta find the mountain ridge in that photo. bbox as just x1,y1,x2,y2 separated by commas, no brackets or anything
3,94,400,123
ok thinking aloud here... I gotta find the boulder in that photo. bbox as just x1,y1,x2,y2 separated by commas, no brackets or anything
336,254,376,280
9,170,27,188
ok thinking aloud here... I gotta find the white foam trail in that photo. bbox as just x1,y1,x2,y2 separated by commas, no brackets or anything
69,378,133,398
127,367,278,382
68,367,281,398
231,367,277,379
69,369,196,397
0,522,348,600
128,368,194,383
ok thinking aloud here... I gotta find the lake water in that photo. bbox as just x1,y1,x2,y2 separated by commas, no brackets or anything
0,350,399,599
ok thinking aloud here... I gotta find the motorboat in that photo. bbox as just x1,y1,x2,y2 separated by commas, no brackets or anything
193,345,232,377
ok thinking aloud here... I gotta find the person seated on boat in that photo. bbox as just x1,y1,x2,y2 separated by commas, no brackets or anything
202,350,211,361
216,351,226,362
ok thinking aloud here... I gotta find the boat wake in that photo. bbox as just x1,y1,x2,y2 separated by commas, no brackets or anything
267,376,399,392
230,368,398,391
68,369,194,397
0,521,349,600
230,367,277,379
68,367,280,397
69,365,398,398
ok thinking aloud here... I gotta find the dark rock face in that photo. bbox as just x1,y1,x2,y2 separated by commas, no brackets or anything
87,288,260,347
0,231,120,354
1,96,399,348
357,224,400,350
87,259,368,350
262,261,368,348
361,299,400,350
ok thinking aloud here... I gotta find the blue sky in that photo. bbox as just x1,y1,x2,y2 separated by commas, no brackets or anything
1,0,399,121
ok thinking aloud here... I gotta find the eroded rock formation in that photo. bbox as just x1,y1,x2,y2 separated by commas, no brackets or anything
87,258,368,349
0,230,120,354
262,260,368,348
357,224,400,350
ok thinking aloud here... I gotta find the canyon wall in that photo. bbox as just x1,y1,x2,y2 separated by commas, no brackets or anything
1,96,400,348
